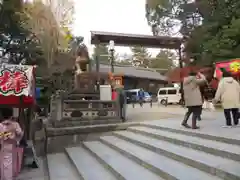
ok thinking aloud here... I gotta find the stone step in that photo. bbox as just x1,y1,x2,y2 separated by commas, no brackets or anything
83,141,162,180
64,100,116,104
63,100,117,109
71,88,99,94
46,122,139,137
47,153,80,180
66,93,100,100
53,119,122,127
63,108,116,111
61,116,119,121
141,123,240,145
100,136,222,180
113,131,240,179
128,126,240,162
71,89,97,94
44,119,240,180
66,146,117,180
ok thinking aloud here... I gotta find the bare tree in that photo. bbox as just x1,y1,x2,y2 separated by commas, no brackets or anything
47,0,74,27
46,0,74,49
21,0,74,67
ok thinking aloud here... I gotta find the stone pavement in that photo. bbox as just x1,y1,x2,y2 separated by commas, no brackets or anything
17,158,47,180
126,103,224,122
142,117,240,141
126,103,180,121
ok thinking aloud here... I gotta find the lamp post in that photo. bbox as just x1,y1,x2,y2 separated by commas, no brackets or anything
190,58,194,63
189,58,194,70
109,40,115,73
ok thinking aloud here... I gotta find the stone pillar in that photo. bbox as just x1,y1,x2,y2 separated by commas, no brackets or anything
55,96,62,121
49,95,57,121
50,90,63,122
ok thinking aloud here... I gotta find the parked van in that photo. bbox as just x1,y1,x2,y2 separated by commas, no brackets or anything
157,87,182,105
126,89,152,103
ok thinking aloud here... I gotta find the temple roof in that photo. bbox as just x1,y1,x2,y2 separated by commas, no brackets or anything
93,64,167,81
91,31,182,49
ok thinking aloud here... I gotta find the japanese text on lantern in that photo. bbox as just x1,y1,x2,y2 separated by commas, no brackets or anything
0,69,29,94
230,61,240,73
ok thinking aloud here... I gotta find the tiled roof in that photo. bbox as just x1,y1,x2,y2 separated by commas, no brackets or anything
93,64,167,81
91,31,182,49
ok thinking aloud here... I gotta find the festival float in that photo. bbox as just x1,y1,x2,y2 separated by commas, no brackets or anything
0,63,36,178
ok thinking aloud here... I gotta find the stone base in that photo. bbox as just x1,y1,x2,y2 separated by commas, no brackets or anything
52,119,122,128
73,72,108,93
67,93,100,100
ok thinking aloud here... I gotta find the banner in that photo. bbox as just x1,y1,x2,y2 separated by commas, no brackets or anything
214,59,240,79
0,64,34,96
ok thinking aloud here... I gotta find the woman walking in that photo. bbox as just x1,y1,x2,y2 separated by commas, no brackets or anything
213,71,240,127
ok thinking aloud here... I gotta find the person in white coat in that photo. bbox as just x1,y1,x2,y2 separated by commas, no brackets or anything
213,70,240,127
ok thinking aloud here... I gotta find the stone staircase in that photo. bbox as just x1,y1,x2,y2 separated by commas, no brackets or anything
44,123,240,180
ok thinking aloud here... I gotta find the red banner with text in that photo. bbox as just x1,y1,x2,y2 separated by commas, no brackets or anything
0,64,34,96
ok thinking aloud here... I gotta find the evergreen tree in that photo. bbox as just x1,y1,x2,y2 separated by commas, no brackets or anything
92,44,109,64
0,0,42,65
131,46,150,67
145,0,240,65
150,50,175,70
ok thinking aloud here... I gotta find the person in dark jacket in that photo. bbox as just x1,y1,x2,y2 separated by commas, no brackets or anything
114,85,127,122
138,88,144,107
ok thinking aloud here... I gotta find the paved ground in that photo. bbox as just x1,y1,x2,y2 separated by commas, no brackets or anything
141,117,240,140
126,103,224,122
126,105,177,121
132,104,240,139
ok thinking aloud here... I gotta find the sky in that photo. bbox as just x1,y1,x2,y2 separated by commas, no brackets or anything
72,0,160,56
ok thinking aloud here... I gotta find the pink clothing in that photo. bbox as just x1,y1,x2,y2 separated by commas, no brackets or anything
0,120,23,180
112,91,117,100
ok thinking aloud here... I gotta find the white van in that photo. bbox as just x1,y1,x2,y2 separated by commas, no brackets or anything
157,87,182,105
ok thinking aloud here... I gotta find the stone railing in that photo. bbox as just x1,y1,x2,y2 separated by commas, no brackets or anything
62,99,120,120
